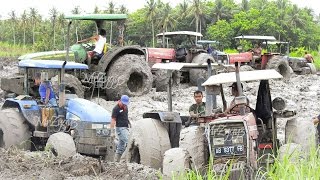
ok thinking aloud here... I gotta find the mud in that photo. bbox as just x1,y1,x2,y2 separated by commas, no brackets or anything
1,57,320,178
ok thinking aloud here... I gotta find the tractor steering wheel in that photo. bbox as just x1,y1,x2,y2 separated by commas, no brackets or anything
229,104,253,114
82,43,94,51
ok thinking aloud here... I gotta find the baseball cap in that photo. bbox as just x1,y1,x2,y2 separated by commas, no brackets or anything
229,82,243,89
120,95,130,105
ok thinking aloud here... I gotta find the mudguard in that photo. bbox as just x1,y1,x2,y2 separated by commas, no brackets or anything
2,98,41,128
98,46,145,72
143,111,182,123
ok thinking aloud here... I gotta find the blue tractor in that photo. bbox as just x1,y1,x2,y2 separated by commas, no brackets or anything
0,59,115,160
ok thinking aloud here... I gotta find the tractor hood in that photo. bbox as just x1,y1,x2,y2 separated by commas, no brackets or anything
66,98,111,123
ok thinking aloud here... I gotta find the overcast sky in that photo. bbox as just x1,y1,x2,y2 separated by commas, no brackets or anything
0,0,319,20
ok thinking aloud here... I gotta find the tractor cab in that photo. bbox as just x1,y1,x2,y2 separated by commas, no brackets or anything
64,14,128,65
197,40,229,64
156,31,205,62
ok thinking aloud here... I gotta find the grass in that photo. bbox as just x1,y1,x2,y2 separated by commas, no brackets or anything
0,42,33,57
164,142,320,180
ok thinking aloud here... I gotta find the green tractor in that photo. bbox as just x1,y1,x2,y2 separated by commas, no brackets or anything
5,14,153,100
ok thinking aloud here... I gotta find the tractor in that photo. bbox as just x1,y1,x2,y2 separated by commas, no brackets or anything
197,40,229,64
3,14,153,100
0,59,115,161
146,31,216,91
264,41,316,75
228,35,292,79
120,61,313,179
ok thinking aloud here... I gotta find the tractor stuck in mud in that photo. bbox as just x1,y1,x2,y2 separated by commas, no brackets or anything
0,59,115,161
119,60,316,179
8,14,153,100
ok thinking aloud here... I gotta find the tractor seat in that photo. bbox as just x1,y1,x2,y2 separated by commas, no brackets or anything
176,48,187,61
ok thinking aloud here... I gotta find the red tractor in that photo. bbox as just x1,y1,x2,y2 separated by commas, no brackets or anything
145,31,215,91
228,35,292,79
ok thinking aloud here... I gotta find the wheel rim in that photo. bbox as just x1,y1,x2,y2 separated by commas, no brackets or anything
130,145,141,164
127,72,144,93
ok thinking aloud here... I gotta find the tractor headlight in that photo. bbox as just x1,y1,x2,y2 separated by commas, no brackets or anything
66,112,81,121
232,136,244,144
213,137,225,145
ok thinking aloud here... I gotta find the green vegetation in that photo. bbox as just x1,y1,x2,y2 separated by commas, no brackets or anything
167,145,320,180
0,0,319,52
0,42,33,57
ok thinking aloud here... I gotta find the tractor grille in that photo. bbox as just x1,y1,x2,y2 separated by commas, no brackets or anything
210,122,247,159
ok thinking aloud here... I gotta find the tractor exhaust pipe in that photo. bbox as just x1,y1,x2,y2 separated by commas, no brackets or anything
235,62,245,115
59,61,67,113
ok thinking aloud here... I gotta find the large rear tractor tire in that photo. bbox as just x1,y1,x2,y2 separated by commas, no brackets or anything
163,148,192,178
266,56,291,80
46,132,76,158
122,118,171,170
0,108,30,150
153,70,180,92
51,74,84,98
307,63,316,74
189,53,215,86
285,119,317,154
179,126,207,170
105,54,153,100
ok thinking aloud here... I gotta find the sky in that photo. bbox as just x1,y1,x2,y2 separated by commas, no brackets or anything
0,0,319,20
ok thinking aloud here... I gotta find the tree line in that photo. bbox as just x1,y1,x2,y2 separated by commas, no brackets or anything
0,0,319,52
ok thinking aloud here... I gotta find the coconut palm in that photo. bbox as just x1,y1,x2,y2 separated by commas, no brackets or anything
20,10,28,45
145,0,157,47
107,1,116,44
8,10,16,45
49,7,58,49
190,0,206,41
119,5,128,14
29,7,39,45
158,3,176,47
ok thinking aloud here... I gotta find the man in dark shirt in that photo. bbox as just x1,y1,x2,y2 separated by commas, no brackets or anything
110,95,130,162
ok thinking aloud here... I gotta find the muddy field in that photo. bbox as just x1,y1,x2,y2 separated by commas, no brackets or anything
0,57,319,179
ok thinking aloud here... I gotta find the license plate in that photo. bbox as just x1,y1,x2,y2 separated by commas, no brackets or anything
214,145,244,156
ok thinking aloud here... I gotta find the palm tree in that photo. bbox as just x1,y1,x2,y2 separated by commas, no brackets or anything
212,0,232,22
178,0,189,19
190,0,205,41
276,0,289,40
49,7,58,49
29,7,38,45
107,1,116,44
20,10,28,45
158,3,176,47
9,10,16,45
119,5,128,14
94,6,100,13
71,6,81,42
145,0,157,47
57,13,66,49
241,0,249,12
286,5,305,29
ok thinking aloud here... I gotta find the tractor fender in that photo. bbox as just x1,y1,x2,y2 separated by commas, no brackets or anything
2,98,40,128
98,46,145,73
143,111,182,123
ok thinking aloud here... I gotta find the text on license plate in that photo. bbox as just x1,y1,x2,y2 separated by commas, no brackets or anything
214,145,244,156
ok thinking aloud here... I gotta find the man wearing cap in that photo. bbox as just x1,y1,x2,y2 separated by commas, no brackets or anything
110,95,131,162
225,82,250,113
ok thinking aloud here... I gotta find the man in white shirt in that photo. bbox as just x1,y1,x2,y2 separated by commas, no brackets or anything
78,29,107,64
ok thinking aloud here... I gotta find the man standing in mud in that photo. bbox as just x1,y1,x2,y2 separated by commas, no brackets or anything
110,95,131,162
186,91,205,126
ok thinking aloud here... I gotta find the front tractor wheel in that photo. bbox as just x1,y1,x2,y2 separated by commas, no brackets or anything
189,53,215,86
0,108,31,150
122,118,171,170
105,54,153,100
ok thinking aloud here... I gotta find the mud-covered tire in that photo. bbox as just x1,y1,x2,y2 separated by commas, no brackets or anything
0,108,30,150
179,126,206,169
189,53,215,86
307,63,316,74
266,56,291,79
46,132,76,158
105,54,153,100
285,119,317,153
278,143,303,162
163,148,192,178
240,65,254,71
51,74,84,98
153,70,180,92
122,118,171,170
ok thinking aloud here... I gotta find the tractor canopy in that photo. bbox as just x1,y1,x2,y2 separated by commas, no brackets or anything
234,35,276,41
64,14,127,21
18,59,88,70
156,31,203,38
